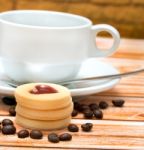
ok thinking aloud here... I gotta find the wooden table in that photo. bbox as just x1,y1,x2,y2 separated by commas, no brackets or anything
0,38,144,149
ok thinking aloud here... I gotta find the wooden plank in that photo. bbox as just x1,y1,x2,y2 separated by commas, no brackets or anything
0,147,82,150
97,38,144,59
74,96,144,121
96,57,144,97
0,116,144,149
1,96,144,121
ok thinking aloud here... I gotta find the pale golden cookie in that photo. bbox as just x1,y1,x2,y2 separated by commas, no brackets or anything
15,83,72,110
16,114,71,130
16,102,73,120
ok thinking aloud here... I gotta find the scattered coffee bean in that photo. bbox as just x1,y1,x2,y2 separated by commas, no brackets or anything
2,96,16,105
9,106,16,116
71,109,78,117
112,99,125,107
2,119,13,126
30,130,43,139
17,129,29,138
59,133,72,141
68,124,79,132
85,123,93,129
99,101,108,109
2,125,16,134
81,123,93,132
89,103,99,111
78,104,89,112
73,101,81,110
83,110,93,119
48,133,59,143
93,110,103,119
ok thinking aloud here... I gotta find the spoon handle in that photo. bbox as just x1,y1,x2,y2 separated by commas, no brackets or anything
3,68,144,88
58,68,144,86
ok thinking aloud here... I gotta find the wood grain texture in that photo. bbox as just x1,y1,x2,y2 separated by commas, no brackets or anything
97,38,144,60
0,0,13,12
0,38,144,149
0,116,144,149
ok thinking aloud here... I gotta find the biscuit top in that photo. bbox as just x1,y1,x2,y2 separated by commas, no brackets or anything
15,83,72,110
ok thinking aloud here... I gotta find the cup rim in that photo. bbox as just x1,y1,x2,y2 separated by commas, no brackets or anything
0,10,92,29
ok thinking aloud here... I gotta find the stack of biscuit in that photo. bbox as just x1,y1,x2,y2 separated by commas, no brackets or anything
15,83,73,130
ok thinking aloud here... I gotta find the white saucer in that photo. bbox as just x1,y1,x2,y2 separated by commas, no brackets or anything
0,59,120,97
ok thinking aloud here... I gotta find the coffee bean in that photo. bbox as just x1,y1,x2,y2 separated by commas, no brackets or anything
48,133,59,143
71,109,78,117
78,104,89,112
2,119,13,126
83,110,93,119
59,133,72,141
9,106,16,116
86,123,93,129
17,129,29,138
81,123,93,132
93,110,103,119
89,103,99,111
67,124,79,132
99,101,108,109
73,101,81,110
30,130,43,139
2,96,16,105
2,125,16,134
112,99,125,107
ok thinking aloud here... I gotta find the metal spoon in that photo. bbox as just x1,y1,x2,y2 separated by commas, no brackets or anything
3,68,144,88
58,68,144,86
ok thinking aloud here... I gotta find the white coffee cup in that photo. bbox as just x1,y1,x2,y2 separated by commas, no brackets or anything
0,10,120,83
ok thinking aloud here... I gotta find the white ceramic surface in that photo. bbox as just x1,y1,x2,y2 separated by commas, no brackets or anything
0,59,120,97
0,10,120,82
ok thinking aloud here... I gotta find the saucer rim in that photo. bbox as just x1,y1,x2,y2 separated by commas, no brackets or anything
0,59,120,97
70,59,120,96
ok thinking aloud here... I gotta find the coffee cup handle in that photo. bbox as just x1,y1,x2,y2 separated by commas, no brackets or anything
89,24,120,57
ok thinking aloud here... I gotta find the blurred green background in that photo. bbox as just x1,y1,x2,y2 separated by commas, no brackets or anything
0,0,144,39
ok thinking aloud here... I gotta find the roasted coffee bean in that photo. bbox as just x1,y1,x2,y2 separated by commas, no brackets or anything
73,101,81,110
81,123,93,132
71,109,78,117
67,124,79,132
30,130,43,139
2,119,13,126
9,106,16,116
78,104,89,112
59,133,72,141
93,110,103,119
89,103,99,111
112,99,125,107
83,110,93,119
99,101,108,109
2,125,16,134
2,96,16,105
17,129,29,138
85,123,93,129
48,133,59,143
